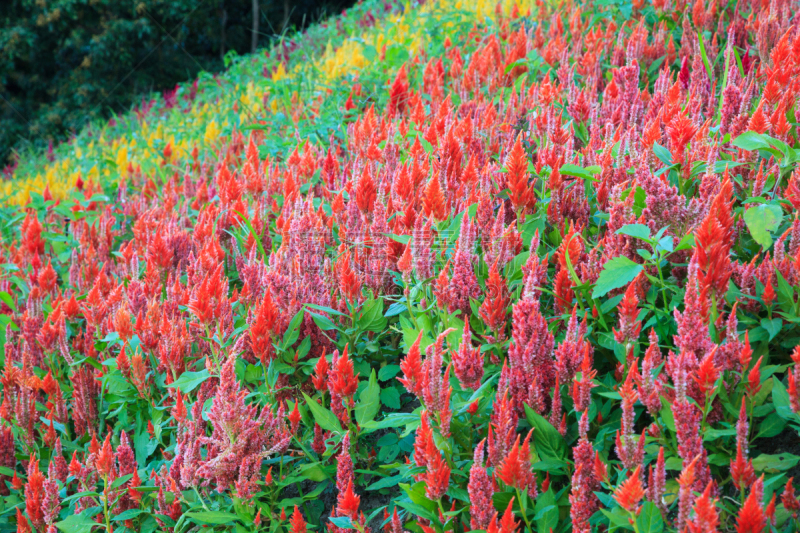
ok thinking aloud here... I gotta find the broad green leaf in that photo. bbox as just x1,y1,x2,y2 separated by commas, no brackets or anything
752,453,800,473
56,511,99,533
732,131,771,152
380,387,401,409
302,392,342,433
560,164,598,181
329,516,356,529
361,412,419,431
757,413,786,438
772,379,798,421
378,364,401,381
616,224,651,241
112,509,146,521
360,297,387,332
524,404,566,461
168,369,210,393
355,369,381,426
186,511,240,525
0,291,16,312
282,309,305,348
592,256,644,299
653,143,673,165
744,204,783,248
636,502,664,533
534,489,558,533
760,318,782,340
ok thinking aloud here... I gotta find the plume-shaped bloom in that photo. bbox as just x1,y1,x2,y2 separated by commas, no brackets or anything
614,466,644,512
468,440,494,530
452,321,483,390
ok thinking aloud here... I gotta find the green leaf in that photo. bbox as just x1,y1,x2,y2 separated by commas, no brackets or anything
524,404,566,461
592,257,644,299
109,473,133,490
732,131,771,152
282,309,304,348
653,143,673,165
302,392,342,433
772,379,798,421
757,413,787,438
186,511,240,525
760,318,782,341
560,164,598,181
361,412,419,431
380,387,401,409
743,204,783,248
329,516,356,529
636,502,665,533
167,369,210,393
355,369,381,426
534,489,558,533
56,511,99,533
616,224,651,241
360,297,388,332
752,453,800,473
112,509,146,521
378,364,401,381
0,291,16,312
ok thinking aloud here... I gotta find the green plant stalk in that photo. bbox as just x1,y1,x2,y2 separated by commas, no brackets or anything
514,488,533,533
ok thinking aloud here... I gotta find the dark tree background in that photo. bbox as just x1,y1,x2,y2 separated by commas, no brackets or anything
0,0,354,168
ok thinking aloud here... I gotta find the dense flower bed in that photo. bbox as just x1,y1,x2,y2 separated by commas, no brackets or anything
3,0,800,532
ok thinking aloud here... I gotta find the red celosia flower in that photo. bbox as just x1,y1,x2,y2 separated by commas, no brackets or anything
423,437,450,500
337,480,361,520
452,321,483,390
614,466,644,512
290,505,307,533
422,176,447,221
288,402,301,434
496,430,536,494
693,351,719,397
505,135,531,214
468,440,494,530
330,345,358,399
498,498,519,533
399,332,424,396
24,455,45,530
782,478,800,517
731,442,755,492
250,291,279,364
736,486,766,533
312,354,329,392
613,280,641,347
688,482,719,533
667,112,698,162
747,356,763,397
95,433,115,478
479,261,510,340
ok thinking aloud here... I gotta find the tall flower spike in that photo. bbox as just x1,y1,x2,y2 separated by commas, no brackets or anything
290,506,307,533
614,466,644,513
468,440,494,530
312,354,329,392
505,135,532,215
399,332,425,397
688,482,719,533
480,261,510,341
423,437,450,500
452,321,483,390
736,486,766,533
330,345,358,399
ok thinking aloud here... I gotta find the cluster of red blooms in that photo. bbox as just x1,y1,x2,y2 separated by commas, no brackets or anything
4,0,800,532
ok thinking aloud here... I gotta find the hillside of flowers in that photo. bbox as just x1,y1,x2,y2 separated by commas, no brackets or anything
3,0,800,531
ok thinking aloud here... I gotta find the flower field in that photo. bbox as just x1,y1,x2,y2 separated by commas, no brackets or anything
3,0,800,531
